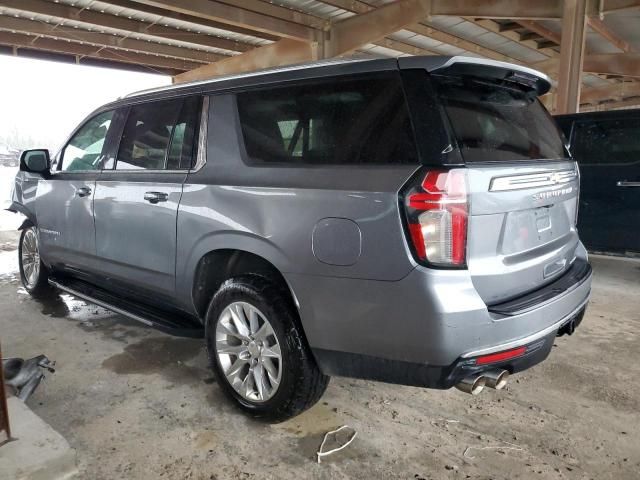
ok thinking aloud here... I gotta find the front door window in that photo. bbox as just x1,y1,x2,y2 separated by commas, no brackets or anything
59,110,114,171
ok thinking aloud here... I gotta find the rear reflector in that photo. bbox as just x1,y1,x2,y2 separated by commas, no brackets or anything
475,346,527,366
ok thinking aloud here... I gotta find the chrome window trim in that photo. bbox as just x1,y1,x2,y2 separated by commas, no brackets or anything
489,168,577,192
107,96,206,174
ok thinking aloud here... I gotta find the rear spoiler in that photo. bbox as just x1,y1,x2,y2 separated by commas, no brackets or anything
398,56,551,96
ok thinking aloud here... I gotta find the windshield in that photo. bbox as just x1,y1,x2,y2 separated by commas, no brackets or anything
433,75,566,162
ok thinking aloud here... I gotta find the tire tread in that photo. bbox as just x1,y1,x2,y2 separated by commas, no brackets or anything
206,274,328,421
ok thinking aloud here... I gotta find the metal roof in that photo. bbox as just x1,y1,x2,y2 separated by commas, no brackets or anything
0,0,638,111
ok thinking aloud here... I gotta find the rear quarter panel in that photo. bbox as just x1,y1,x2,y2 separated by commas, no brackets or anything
175,94,419,313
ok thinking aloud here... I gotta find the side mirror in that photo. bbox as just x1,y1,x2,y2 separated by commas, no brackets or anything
20,149,51,174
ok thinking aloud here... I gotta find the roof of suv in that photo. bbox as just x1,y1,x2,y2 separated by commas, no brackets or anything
124,55,551,101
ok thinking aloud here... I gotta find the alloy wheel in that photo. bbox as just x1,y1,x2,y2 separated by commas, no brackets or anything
21,228,40,288
215,301,283,403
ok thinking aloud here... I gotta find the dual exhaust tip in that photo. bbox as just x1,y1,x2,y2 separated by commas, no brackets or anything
455,369,509,395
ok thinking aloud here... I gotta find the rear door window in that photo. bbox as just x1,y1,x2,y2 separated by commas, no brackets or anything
235,73,418,165
116,97,199,170
572,118,640,165
433,75,566,162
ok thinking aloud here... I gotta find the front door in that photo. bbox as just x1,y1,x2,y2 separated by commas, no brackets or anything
36,110,115,272
93,97,200,298
571,116,640,254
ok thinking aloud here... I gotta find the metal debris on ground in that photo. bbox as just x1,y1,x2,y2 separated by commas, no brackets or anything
316,425,357,463
2,355,55,401
463,441,524,459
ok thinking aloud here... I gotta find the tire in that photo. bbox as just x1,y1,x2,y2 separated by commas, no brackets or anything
205,275,329,421
18,226,53,296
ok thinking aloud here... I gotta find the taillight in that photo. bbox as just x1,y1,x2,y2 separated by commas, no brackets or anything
403,169,468,267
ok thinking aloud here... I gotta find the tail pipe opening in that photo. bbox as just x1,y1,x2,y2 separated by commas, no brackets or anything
455,375,486,395
483,369,509,390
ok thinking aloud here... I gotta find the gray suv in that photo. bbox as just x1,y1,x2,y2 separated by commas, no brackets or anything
10,56,592,420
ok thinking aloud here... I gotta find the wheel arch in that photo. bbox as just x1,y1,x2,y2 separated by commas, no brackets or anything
8,201,36,229
191,248,300,322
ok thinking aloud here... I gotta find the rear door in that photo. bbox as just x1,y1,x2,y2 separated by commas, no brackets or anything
93,96,200,298
430,73,580,305
570,116,640,254
36,110,115,272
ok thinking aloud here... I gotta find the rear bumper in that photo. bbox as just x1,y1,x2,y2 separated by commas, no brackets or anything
291,246,592,387
313,304,586,390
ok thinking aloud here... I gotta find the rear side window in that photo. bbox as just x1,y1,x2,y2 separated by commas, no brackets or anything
572,118,640,165
117,97,199,170
236,73,418,165
433,75,566,162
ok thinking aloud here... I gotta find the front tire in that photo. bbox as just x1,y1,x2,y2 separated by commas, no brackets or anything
18,226,52,296
205,275,329,421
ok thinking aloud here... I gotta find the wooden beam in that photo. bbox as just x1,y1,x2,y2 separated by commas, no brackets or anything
429,0,564,19
499,22,522,32
581,96,640,111
538,53,640,77
320,0,524,63
471,19,559,60
516,20,561,44
584,53,640,77
372,37,435,56
0,0,254,53
210,0,326,31
327,0,431,56
324,0,567,18
174,0,439,83
537,39,558,49
587,17,631,52
129,0,318,41
519,32,544,42
581,82,640,104
0,30,200,72
104,0,280,41
556,0,587,114
0,15,224,63
173,39,315,83
215,0,436,56
601,0,640,13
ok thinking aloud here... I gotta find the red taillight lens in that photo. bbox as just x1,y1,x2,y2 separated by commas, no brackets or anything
475,346,527,366
404,169,468,267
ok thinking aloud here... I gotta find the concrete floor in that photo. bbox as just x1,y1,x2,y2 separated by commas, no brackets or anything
1,229,639,479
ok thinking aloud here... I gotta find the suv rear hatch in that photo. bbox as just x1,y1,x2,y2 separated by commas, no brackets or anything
400,57,580,305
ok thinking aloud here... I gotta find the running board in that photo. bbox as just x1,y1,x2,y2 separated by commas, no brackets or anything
48,277,204,338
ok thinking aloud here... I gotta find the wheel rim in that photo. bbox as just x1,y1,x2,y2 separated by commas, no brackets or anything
21,228,40,288
215,301,282,403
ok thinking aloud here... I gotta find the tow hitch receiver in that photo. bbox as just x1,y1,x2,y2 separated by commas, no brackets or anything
557,309,585,337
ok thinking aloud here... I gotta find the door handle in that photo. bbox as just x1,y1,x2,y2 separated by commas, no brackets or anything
616,181,640,187
144,191,169,204
77,186,92,197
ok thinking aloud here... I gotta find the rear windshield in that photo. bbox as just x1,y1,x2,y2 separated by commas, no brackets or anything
433,75,566,162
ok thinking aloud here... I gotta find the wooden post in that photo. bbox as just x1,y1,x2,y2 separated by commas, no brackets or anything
0,343,11,444
556,0,588,114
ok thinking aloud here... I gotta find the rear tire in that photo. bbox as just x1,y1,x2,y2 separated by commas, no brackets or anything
18,226,53,296
205,275,329,421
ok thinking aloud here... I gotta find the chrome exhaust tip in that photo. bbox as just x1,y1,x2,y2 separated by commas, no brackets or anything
483,369,509,390
455,375,486,395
